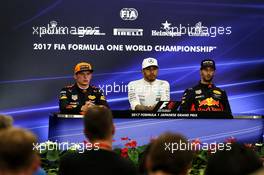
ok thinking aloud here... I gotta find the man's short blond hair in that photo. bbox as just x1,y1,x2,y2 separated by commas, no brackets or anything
0,115,13,130
0,127,37,171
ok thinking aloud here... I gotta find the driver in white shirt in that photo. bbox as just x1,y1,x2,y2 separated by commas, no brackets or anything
128,57,170,111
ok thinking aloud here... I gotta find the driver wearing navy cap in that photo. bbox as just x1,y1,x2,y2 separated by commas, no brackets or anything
180,59,232,114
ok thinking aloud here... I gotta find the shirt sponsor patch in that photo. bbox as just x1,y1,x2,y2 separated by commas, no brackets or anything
60,95,67,100
100,96,106,101
195,95,205,99
88,95,96,100
156,98,161,101
71,95,78,101
195,89,202,95
213,90,222,95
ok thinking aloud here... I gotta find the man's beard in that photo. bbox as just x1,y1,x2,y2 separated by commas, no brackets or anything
146,76,156,82
203,76,213,83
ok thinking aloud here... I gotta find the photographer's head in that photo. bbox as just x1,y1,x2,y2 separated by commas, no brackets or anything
83,105,115,143
148,133,193,175
205,143,262,175
0,115,13,130
0,128,40,175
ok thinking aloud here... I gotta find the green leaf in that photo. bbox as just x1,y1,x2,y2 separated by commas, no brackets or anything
136,145,147,154
46,150,60,162
128,149,139,164
47,168,59,175
113,148,121,155
260,145,264,157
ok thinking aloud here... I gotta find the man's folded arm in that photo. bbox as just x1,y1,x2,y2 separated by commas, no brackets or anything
161,81,170,101
128,82,141,110
97,90,110,108
223,91,232,114
179,89,193,112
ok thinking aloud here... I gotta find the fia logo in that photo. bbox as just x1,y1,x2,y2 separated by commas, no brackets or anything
120,8,138,21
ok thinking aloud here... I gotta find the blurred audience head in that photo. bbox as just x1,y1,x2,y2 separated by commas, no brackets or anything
139,142,153,175
0,115,13,130
205,143,262,175
249,167,264,175
83,105,114,142
0,127,40,175
148,132,193,175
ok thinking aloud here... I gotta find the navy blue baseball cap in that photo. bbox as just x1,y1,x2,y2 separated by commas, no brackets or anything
200,59,216,70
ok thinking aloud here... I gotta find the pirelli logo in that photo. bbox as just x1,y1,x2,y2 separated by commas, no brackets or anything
113,28,143,36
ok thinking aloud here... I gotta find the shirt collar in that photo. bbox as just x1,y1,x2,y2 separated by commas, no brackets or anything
143,78,156,85
75,83,90,93
198,81,215,89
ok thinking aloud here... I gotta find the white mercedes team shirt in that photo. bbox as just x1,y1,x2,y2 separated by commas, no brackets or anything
128,78,170,110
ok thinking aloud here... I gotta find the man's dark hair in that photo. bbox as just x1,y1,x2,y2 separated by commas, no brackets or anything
149,132,194,175
83,105,113,141
0,115,13,130
0,127,37,171
205,143,262,175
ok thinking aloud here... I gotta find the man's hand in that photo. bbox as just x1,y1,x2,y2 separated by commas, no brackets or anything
81,101,95,113
135,105,155,111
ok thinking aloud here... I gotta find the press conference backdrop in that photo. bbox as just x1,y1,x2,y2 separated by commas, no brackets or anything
1,0,264,116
